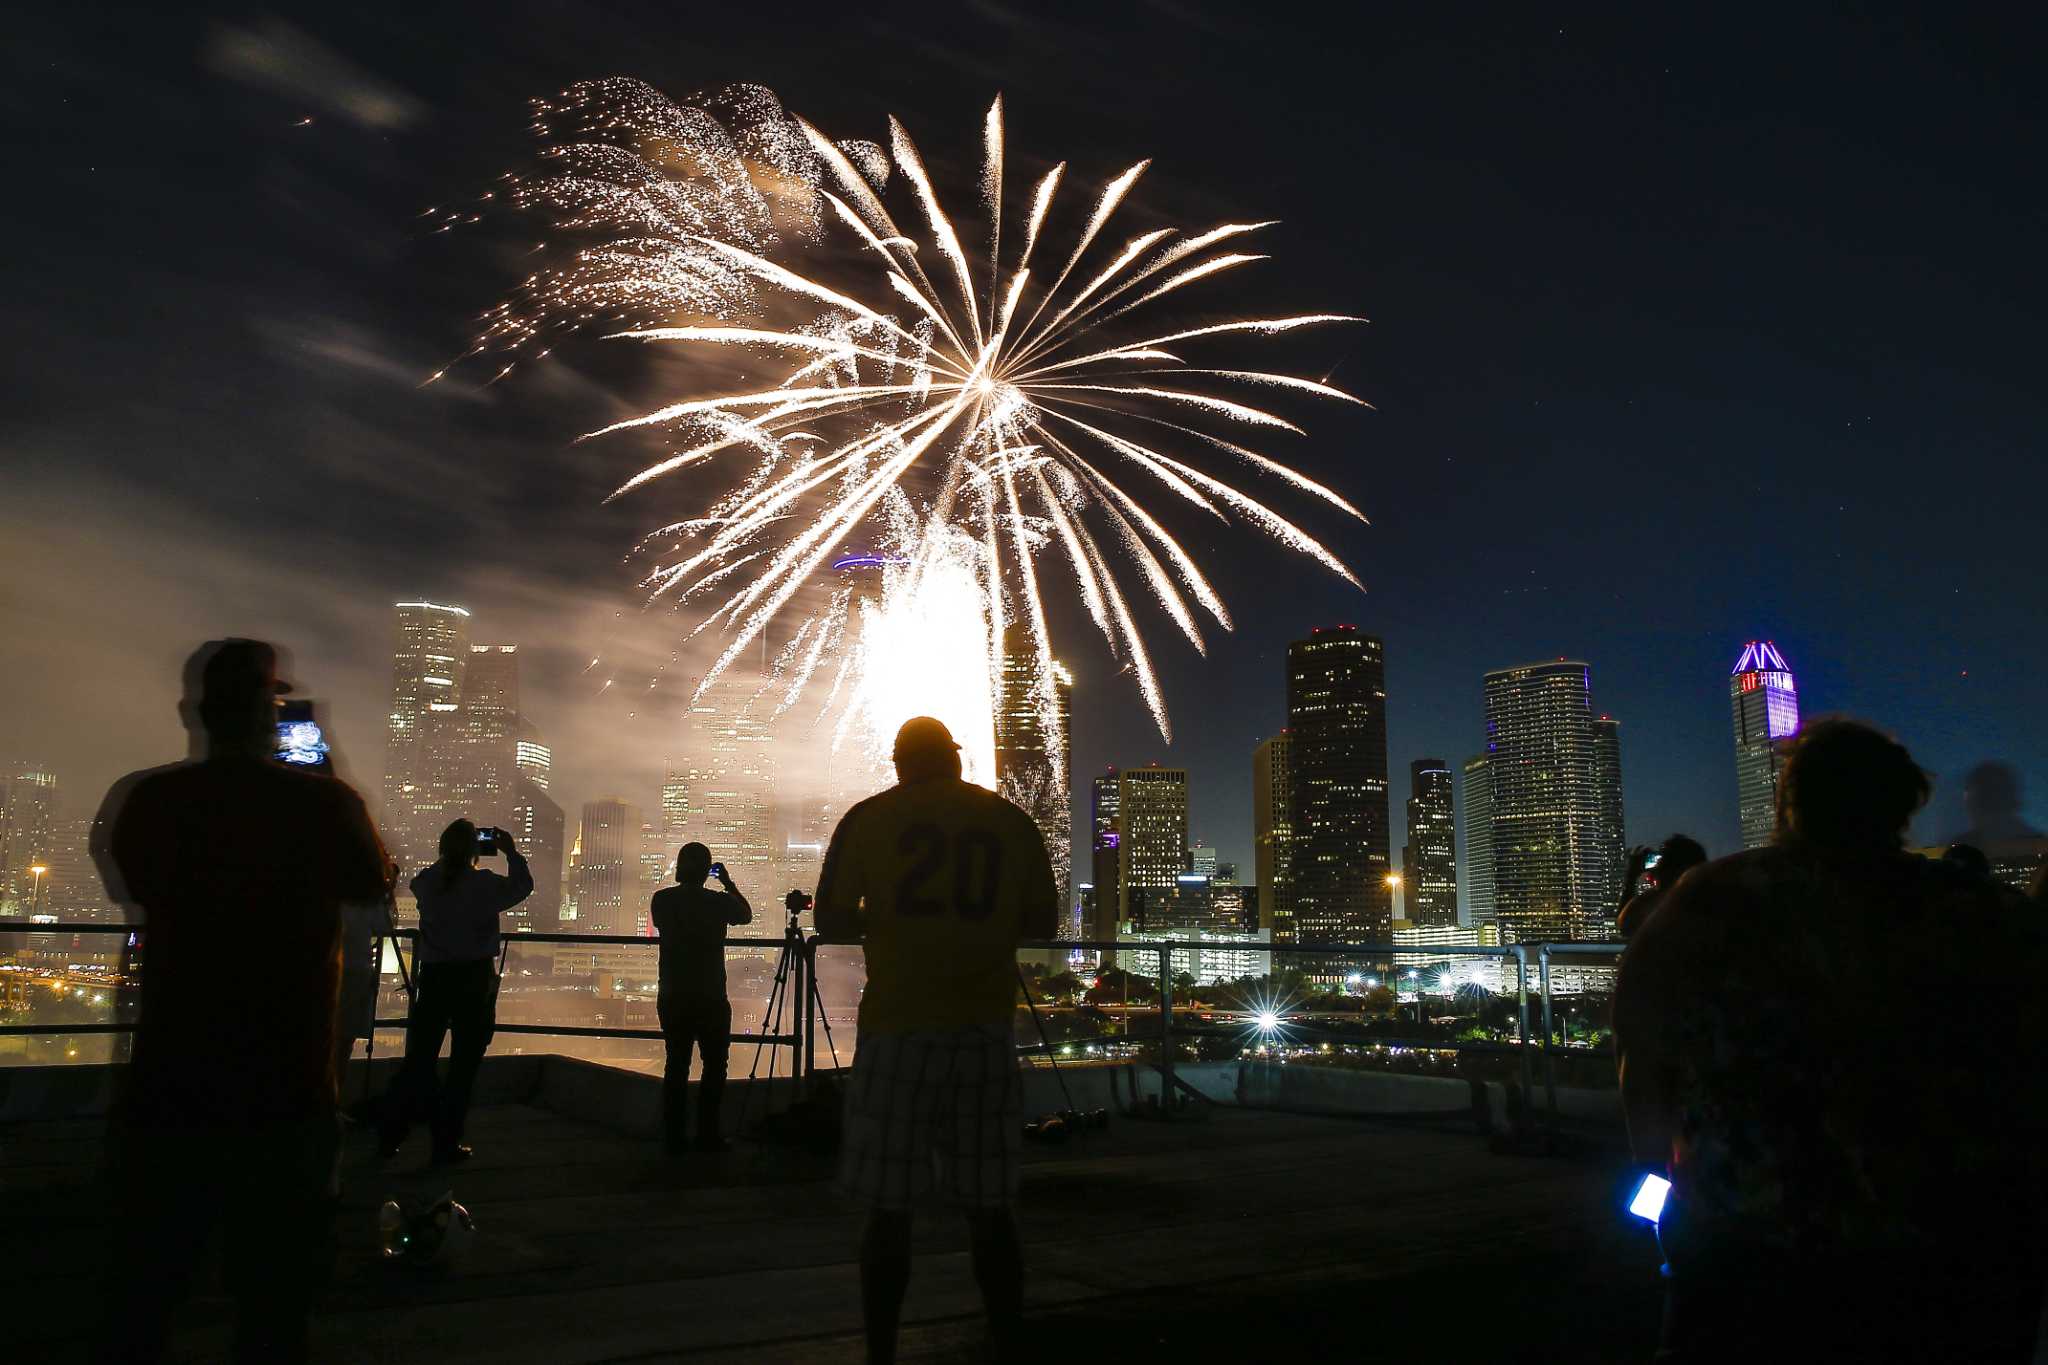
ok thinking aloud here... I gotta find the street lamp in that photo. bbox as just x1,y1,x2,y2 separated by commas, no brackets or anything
27,865,48,919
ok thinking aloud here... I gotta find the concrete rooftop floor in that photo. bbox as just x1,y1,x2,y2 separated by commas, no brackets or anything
10,1071,1662,1362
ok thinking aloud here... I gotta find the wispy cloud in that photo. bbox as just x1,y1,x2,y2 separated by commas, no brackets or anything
204,18,424,130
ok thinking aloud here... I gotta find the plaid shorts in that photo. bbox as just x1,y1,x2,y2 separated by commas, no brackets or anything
840,1023,1022,1211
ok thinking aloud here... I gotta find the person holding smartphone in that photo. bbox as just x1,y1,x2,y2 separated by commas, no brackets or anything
379,818,532,1163
650,843,752,1153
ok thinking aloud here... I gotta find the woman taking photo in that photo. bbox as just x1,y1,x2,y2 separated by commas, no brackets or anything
379,818,533,1163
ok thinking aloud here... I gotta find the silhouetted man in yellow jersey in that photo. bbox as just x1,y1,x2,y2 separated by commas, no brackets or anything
815,716,1058,1365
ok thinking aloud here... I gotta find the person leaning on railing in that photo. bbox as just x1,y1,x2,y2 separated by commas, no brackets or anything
377,819,532,1164
1614,719,2048,1362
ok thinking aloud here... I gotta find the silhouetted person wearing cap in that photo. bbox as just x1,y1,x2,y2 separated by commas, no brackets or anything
815,716,1059,1365
1615,719,2048,1362
650,842,752,1153
93,640,390,1365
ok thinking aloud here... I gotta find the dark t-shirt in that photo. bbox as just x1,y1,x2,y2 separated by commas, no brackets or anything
650,884,751,1002
1616,844,2048,1267
104,755,389,1124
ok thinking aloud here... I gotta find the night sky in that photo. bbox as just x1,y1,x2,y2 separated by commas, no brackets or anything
4,4,2044,881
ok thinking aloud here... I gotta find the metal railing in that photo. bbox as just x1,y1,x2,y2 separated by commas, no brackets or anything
3,920,1623,1135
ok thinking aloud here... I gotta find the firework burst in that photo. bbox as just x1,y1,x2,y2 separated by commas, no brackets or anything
445,78,1367,771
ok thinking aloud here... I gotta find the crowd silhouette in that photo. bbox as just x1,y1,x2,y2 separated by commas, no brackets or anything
74,638,2048,1363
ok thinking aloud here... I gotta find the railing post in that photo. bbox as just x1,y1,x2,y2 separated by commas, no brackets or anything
1157,945,1175,1113
1538,944,1559,1138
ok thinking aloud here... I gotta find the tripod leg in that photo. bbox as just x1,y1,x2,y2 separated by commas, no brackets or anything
735,942,795,1139
1017,962,1077,1115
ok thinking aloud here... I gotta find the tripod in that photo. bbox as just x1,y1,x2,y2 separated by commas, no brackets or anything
737,900,841,1134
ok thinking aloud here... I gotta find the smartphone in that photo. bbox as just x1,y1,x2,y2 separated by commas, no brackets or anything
476,827,498,856
709,862,726,880
1643,851,1663,871
1628,1172,1671,1224
274,699,332,771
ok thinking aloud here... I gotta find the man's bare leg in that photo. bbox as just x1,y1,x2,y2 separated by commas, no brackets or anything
860,1208,913,1365
967,1208,1023,1359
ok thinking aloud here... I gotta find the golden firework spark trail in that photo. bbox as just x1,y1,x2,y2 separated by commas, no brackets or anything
445,77,1368,776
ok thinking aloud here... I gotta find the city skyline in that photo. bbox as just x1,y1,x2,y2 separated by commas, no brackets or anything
5,9,2044,903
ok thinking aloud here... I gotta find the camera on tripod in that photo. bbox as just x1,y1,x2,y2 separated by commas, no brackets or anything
784,888,814,916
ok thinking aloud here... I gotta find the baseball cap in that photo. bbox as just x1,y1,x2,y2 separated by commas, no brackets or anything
892,716,961,759
197,639,293,709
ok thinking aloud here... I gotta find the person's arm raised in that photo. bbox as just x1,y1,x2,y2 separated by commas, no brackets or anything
716,864,753,925
494,830,535,906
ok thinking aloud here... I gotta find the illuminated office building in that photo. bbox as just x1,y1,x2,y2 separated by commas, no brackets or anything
994,623,1074,916
384,601,471,881
1482,661,1618,943
1402,759,1458,928
569,798,638,937
1285,629,1391,948
1730,640,1800,849
1460,754,1495,928
1252,733,1294,942
0,763,59,914
683,670,777,884
1116,765,1189,932
1087,768,1121,944
1589,715,1626,936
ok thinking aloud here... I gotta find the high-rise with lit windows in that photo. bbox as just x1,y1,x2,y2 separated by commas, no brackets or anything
1460,754,1495,928
1589,716,1626,935
1252,733,1294,942
385,601,471,881
1116,765,1189,931
1402,759,1458,928
1086,768,1121,943
1730,640,1800,848
1285,628,1391,946
994,623,1074,916
1482,661,1617,943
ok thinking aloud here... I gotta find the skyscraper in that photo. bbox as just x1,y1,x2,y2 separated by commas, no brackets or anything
570,798,638,936
1087,768,1121,943
1730,640,1800,848
455,644,520,820
684,670,777,884
1285,629,1391,947
1188,842,1217,879
1482,661,1616,943
994,623,1074,914
515,726,553,791
384,601,471,880
1252,733,1294,942
1117,765,1189,936
505,776,563,934
1402,759,1458,928
1460,754,1495,928
0,763,59,914
660,767,691,847
1589,716,1627,935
